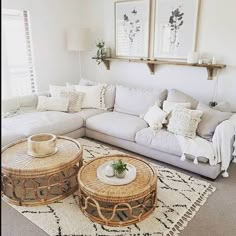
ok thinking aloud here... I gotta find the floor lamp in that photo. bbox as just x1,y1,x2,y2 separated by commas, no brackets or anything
66,28,91,80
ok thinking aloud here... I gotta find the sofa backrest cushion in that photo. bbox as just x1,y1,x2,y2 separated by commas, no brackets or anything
79,78,97,86
114,85,168,116
49,85,74,97
167,89,199,109
78,79,116,110
196,102,232,140
163,101,191,114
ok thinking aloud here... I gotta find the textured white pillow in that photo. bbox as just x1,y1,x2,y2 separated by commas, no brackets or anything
60,91,84,112
37,96,69,112
74,84,106,109
163,101,191,114
167,107,202,139
143,104,168,130
50,85,74,97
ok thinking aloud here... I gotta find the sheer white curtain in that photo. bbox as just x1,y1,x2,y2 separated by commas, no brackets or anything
2,9,37,99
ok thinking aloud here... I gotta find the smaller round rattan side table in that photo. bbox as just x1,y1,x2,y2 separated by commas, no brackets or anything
1,136,83,206
77,154,158,227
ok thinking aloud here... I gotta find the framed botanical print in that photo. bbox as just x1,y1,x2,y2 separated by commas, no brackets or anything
115,0,150,58
153,0,200,60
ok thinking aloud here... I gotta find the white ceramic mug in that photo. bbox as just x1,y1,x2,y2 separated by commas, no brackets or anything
28,133,57,158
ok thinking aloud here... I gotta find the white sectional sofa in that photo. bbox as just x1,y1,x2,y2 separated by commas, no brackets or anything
2,83,235,180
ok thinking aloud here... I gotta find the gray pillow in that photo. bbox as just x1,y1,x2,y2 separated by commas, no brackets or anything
196,103,232,140
213,102,232,112
167,89,199,109
114,85,167,116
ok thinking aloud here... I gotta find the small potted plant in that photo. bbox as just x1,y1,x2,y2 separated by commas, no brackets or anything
112,159,129,178
95,40,106,65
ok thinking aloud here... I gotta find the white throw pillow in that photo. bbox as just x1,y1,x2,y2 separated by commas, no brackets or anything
74,84,106,109
167,107,203,139
163,101,191,114
49,85,74,97
77,79,116,110
143,104,168,130
60,91,84,113
37,96,69,112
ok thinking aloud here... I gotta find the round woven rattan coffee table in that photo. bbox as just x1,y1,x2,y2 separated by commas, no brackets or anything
1,136,83,206
78,154,157,226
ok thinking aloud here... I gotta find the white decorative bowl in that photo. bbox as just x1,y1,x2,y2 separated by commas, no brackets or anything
97,161,136,185
27,133,57,158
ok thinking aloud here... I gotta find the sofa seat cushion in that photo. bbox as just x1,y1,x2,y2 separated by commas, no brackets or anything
86,112,148,141
2,111,84,137
135,128,209,163
135,127,182,156
1,128,26,147
78,109,108,125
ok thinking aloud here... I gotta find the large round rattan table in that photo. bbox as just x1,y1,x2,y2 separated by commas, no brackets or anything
77,154,157,226
1,136,83,206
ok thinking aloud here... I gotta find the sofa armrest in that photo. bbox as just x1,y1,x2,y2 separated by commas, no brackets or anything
212,117,236,176
2,91,50,115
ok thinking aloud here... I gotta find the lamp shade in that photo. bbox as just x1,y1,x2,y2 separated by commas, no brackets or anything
66,28,91,51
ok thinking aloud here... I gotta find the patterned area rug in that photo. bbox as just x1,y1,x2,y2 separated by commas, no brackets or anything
9,138,216,236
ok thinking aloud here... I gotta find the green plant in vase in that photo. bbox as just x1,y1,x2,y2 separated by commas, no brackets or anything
112,159,129,178
95,40,106,65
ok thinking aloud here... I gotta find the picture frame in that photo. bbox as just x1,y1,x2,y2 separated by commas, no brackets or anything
115,0,150,58
153,0,200,60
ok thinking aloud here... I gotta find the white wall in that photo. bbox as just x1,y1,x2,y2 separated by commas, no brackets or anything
80,0,236,112
2,0,84,91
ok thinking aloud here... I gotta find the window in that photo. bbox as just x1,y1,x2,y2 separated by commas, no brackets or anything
2,9,37,99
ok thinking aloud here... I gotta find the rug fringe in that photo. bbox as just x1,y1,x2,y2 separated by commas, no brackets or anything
164,184,216,236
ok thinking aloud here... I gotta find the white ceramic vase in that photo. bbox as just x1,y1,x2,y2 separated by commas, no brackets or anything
187,52,199,64
105,164,115,177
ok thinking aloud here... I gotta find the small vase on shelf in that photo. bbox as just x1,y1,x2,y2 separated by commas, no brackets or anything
212,57,216,64
187,51,199,64
105,48,111,58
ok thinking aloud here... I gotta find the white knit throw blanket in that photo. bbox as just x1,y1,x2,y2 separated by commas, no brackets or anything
176,114,236,177
176,135,216,166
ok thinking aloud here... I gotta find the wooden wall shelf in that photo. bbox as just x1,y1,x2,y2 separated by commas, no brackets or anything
92,57,226,80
